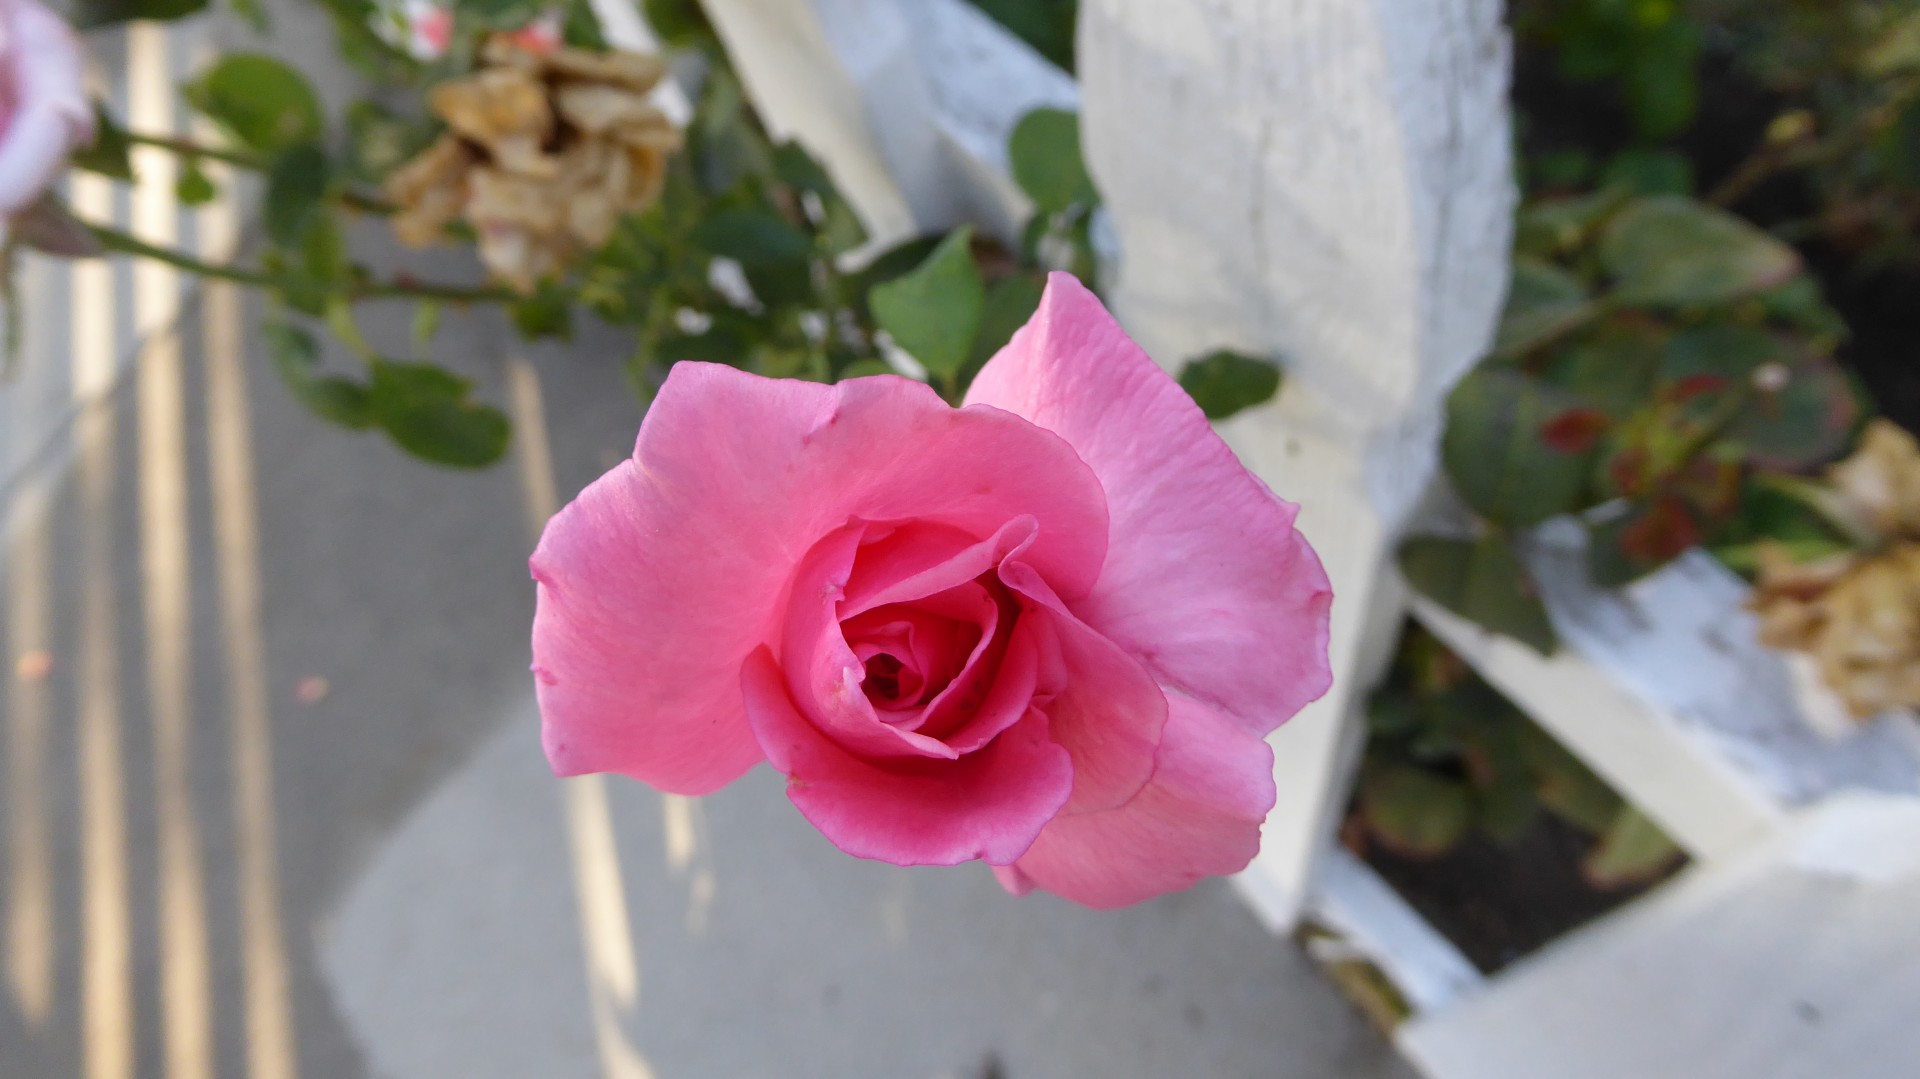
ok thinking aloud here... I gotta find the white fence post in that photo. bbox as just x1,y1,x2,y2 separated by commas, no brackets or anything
1075,0,1517,929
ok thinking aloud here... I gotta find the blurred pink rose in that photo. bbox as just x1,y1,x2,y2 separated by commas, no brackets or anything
386,0,561,60
530,273,1332,908
0,0,91,233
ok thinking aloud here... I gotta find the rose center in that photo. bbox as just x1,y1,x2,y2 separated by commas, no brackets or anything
841,599,987,722
860,652,922,705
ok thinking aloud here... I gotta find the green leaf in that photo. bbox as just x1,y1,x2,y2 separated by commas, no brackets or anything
846,233,944,320
1529,147,1595,192
1659,322,1786,385
229,0,269,33
510,286,573,341
1496,258,1593,355
1539,322,1662,419
836,358,895,380
771,141,837,195
1177,350,1283,421
265,323,374,429
74,0,207,28
1620,20,1699,140
1600,196,1801,308
561,0,606,47
1444,367,1597,527
641,0,711,46
1757,277,1847,348
1365,690,1423,738
1521,723,1621,834
654,326,750,366
368,361,511,468
1586,504,1689,588
1514,188,1630,260
1712,474,1855,557
176,160,217,206
267,213,352,317
70,104,136,180
963,271,1046,383
345,101,437,183
1661,325,1861,471
1582,806,1683,889
1460,716,1540,844
1008,107,1096,214
869,226,985,382
184,54,324,155
1358,763,1472,859
742,261,815,309
816,196,869,258
1741,358,1862,473
264,143,331,248
1399,534,1559,654
691,208,814,266
456,0,544,30
1598,148,1694,196
966,0,1076,72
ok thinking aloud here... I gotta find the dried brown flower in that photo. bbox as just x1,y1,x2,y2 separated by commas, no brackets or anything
384,36,681,293
1750,420,1920,719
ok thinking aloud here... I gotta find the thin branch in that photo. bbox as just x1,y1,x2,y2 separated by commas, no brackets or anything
83,221,517,306
1710,75,1920,209
123,130,268,171
86,223,280,287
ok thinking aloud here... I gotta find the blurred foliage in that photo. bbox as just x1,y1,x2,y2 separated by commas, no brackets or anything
1350,624,1684,889
963,0,1078,72
1404,0,1911,650
45,0,1274,469
1405,186,1863,648
1513,0,1920,262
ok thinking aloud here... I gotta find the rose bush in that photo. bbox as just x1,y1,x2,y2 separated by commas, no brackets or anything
0,0,91,239
530,273,1331,908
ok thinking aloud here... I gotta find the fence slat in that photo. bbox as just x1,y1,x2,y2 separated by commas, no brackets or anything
1401,793,1920,1079
1076,0,1516,928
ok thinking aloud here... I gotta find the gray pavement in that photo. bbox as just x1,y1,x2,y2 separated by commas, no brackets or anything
0,230,1416,1078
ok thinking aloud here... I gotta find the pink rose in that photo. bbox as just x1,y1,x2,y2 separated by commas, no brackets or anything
384,0,562,60
531,273,1332,908
0,0,91,235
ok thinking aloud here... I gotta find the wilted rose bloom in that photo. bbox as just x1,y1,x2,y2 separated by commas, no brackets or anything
0,0,92,240
385,35,678,293
1752,419,1920,719
530,274,1333,908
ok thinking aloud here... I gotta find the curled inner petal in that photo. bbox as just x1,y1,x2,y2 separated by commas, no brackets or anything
843,597,985,719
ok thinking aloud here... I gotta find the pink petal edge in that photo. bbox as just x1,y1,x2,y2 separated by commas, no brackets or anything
966,273,1334,736
995,690,1276,909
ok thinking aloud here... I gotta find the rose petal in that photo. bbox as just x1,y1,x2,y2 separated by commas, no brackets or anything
532,365,1108,792
966,273,1333,735
997,559,1165,813
840,515,1036,617
779,523,962,760
742,648,1073,866
0,1,92,216
994,691,1276,908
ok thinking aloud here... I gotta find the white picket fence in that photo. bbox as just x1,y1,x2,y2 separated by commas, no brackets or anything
677,2,1920,1076
5,2,1915,1075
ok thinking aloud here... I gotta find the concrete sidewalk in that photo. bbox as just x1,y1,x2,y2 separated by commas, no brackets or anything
0,229,1415,1077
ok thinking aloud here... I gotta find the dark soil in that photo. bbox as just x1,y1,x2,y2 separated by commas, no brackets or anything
1353,814,1678,974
